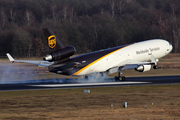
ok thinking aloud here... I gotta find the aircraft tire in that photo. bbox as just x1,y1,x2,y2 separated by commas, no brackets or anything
153,66,158,69
85,76,88,80
114,76,119,82
114,76,125,81
122,76,125,81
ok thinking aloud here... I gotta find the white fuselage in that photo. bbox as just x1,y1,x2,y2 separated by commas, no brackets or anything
75,39,173,76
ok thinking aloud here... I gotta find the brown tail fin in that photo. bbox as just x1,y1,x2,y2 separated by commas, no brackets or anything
43,28,64,53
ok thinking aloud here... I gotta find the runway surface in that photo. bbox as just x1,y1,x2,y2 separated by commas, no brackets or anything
0,75,180,91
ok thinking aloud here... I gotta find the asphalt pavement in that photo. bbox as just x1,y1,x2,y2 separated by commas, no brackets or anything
0,75,180,91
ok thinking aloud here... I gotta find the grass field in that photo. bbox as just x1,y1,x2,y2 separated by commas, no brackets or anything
0,54,180,119
0,85,180,119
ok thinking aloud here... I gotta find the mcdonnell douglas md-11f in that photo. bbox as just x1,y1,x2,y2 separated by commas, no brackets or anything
6,28,173,81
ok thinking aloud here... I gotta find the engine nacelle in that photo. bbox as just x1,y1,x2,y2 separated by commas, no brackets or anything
135,65,151,72
43,45,76,61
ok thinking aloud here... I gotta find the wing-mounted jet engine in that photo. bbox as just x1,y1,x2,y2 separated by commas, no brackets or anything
135,65,151,72
42,28,76,62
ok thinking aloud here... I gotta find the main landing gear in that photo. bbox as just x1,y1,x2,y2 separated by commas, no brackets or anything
114,72,125,81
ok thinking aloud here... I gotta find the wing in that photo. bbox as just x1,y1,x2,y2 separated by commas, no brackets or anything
121,60,150,70
107,55,158,75
122,55,158,70
6,53,53,67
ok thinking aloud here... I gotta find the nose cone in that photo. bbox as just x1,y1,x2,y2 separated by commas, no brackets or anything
169,43,173,52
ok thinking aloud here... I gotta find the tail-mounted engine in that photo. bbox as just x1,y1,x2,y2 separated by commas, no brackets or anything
135,65,151,72
43,45,76,61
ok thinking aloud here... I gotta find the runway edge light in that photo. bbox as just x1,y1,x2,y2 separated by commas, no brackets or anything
123,102,127,108
84,90,90,93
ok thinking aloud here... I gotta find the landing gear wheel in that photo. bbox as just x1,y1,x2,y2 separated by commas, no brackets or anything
153,66,158,69
114,70,126,81
114,76,126,81
85,76,88,80
121,76,125,81
114,76,119,82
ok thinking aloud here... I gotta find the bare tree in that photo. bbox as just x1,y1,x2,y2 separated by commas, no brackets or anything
117,0,125,15
100,8,104,16
170,1,179,53
109,0,116,19
69,7,74,23
33,38,44,57
9,9,16,23
61,6,69,20
24,10,35,26
126,0,132,3
0,9,8,29
13,28,32,57
51,4,57,20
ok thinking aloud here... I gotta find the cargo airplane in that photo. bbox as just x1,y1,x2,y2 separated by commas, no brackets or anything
6,28,173,81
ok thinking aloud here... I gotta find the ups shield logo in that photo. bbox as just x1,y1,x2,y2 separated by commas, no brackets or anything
48,35,56,48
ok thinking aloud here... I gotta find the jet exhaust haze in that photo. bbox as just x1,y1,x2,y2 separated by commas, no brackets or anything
0,62,109,84
0,62,39,84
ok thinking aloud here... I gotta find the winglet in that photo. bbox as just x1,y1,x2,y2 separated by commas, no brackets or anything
6,53,15,62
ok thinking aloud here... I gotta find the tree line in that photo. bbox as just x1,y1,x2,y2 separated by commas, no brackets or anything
0,0,180,58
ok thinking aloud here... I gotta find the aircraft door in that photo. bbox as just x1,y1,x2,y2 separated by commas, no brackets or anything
148,48,152,55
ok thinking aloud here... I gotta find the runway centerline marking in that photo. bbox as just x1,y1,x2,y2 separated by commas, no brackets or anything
29,82,151,87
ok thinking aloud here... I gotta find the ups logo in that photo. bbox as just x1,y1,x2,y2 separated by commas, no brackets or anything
48,35,56,48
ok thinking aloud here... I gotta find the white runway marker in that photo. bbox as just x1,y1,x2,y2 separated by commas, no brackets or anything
29,82,150,87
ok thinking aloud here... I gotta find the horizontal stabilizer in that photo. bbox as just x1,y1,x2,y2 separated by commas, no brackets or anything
6,53,53,67
6,53,14,62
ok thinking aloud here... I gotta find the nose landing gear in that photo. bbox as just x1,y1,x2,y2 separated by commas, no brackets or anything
153,65,160,69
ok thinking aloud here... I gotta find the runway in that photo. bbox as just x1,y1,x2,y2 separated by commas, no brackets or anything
0,75,180,91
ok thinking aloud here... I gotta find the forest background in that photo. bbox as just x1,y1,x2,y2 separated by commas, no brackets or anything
0,0,180,58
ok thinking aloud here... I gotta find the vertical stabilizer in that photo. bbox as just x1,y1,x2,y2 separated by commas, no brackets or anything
43,28,64,52
43,28,76,62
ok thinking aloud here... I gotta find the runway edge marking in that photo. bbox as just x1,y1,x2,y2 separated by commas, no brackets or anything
29,82,151,87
